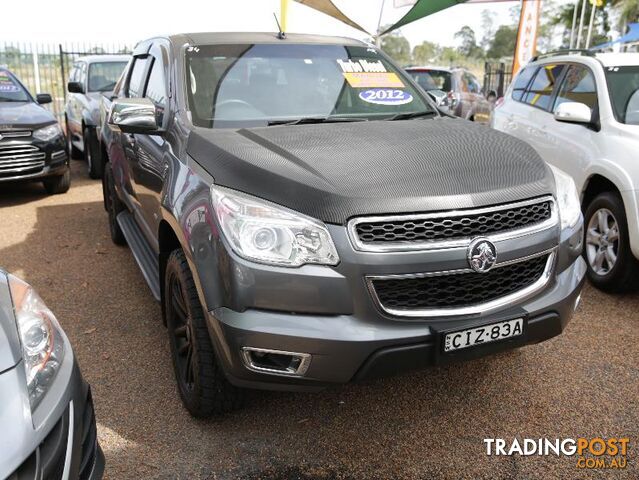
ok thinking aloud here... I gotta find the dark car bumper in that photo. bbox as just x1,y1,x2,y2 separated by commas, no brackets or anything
0,136,68,183
208,254,585,391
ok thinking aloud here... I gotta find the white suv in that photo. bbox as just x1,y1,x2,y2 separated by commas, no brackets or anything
492,51,639,292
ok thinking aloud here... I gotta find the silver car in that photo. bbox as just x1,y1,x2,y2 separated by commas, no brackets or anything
0,270,104,479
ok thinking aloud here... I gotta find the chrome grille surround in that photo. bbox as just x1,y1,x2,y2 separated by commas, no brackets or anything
0,144,46,175
367,249,556,318
347,196,558,253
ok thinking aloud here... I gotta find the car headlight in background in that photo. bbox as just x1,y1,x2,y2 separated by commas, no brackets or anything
32,123,63,142
550,165,581,230
211,185,339,267
8,275,65,411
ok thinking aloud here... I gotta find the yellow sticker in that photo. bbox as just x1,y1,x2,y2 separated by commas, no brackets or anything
343,72,405,89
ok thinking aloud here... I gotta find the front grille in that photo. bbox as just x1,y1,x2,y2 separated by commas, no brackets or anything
370,254,550,313
8,390,99,480
352,198,553,247
0,144,46,176
7,408,69,480
79,390,99,480
0,130,32,139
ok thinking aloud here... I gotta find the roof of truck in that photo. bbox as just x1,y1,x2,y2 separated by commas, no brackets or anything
171,32,369,47
73,55,131,64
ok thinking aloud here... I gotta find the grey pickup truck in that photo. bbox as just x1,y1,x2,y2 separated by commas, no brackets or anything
101,32,586,417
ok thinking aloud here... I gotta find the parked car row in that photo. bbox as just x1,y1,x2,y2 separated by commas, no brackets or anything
405,65,495,123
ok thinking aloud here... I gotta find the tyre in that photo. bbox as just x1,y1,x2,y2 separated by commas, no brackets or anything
583,192,639,293
42,168,71,194
84,126,103,179
165,249,243,417
65,119,81,159
104,162,126,246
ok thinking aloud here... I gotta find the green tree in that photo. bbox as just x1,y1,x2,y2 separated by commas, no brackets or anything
480,10,498,50
380,30,412,65
438,46,463,66
487,25,517,59
412,41,439,65
455,25,483,58
609,0,638,31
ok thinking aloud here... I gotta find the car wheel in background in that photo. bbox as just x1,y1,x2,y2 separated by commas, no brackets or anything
165,249,243,417
104,162,126,246
84,126,103,179
42,168,71,194
65,119,81,159
584,192,639,293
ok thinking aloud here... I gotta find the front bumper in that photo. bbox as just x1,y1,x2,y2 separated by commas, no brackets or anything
0,359,104,480
0,135,68,183
209,255,585,391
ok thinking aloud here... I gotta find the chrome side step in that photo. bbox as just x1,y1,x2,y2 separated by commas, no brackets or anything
116,211,161,301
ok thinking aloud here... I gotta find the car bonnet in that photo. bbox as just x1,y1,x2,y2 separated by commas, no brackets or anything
187,117,554,225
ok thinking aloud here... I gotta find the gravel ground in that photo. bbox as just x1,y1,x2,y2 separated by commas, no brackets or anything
1,160,637,479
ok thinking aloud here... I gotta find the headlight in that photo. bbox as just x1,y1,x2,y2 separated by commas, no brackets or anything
550,164,581,229
33,123,63,142
8,275,65,411
211,185,339,267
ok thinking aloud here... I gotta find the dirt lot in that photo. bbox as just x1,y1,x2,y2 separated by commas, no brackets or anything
1,161,637,479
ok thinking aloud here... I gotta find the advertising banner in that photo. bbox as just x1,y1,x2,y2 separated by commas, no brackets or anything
512,0,542,76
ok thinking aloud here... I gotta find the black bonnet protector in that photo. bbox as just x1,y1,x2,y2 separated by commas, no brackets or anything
187,118,554,225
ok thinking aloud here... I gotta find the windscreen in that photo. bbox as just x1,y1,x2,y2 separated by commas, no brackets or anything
605,66,639,125
88,62,128,92
0,71,29,102
407,70,452,92
185,43,432,128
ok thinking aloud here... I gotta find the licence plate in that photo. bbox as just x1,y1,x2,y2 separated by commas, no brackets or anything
443,318,524,353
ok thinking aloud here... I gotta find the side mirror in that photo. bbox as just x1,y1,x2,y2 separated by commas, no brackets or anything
554,102,592,125
426,89,447,107
108,97,160,134
36,93,52,104
67,81,85,94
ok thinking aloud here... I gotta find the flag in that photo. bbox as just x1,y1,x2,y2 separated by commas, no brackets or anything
512,0,542,76
294,0,369,33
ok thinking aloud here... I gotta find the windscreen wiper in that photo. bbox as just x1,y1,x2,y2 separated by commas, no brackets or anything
387,111,438,121
267,116,368,126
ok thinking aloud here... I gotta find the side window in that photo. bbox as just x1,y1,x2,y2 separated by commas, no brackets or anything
523,63,565,110
78,62,88,86
127,57,149,97
145,55,168,125
69,64,79,82
512,66,537,101
554,65,597,111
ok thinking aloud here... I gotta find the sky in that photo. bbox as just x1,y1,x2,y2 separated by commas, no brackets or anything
0,0,575,49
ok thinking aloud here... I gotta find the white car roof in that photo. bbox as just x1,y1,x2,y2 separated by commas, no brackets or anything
594,52,639,67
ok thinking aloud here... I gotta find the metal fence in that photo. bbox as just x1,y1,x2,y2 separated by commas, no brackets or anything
0,42,132,124
483,61,513,98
